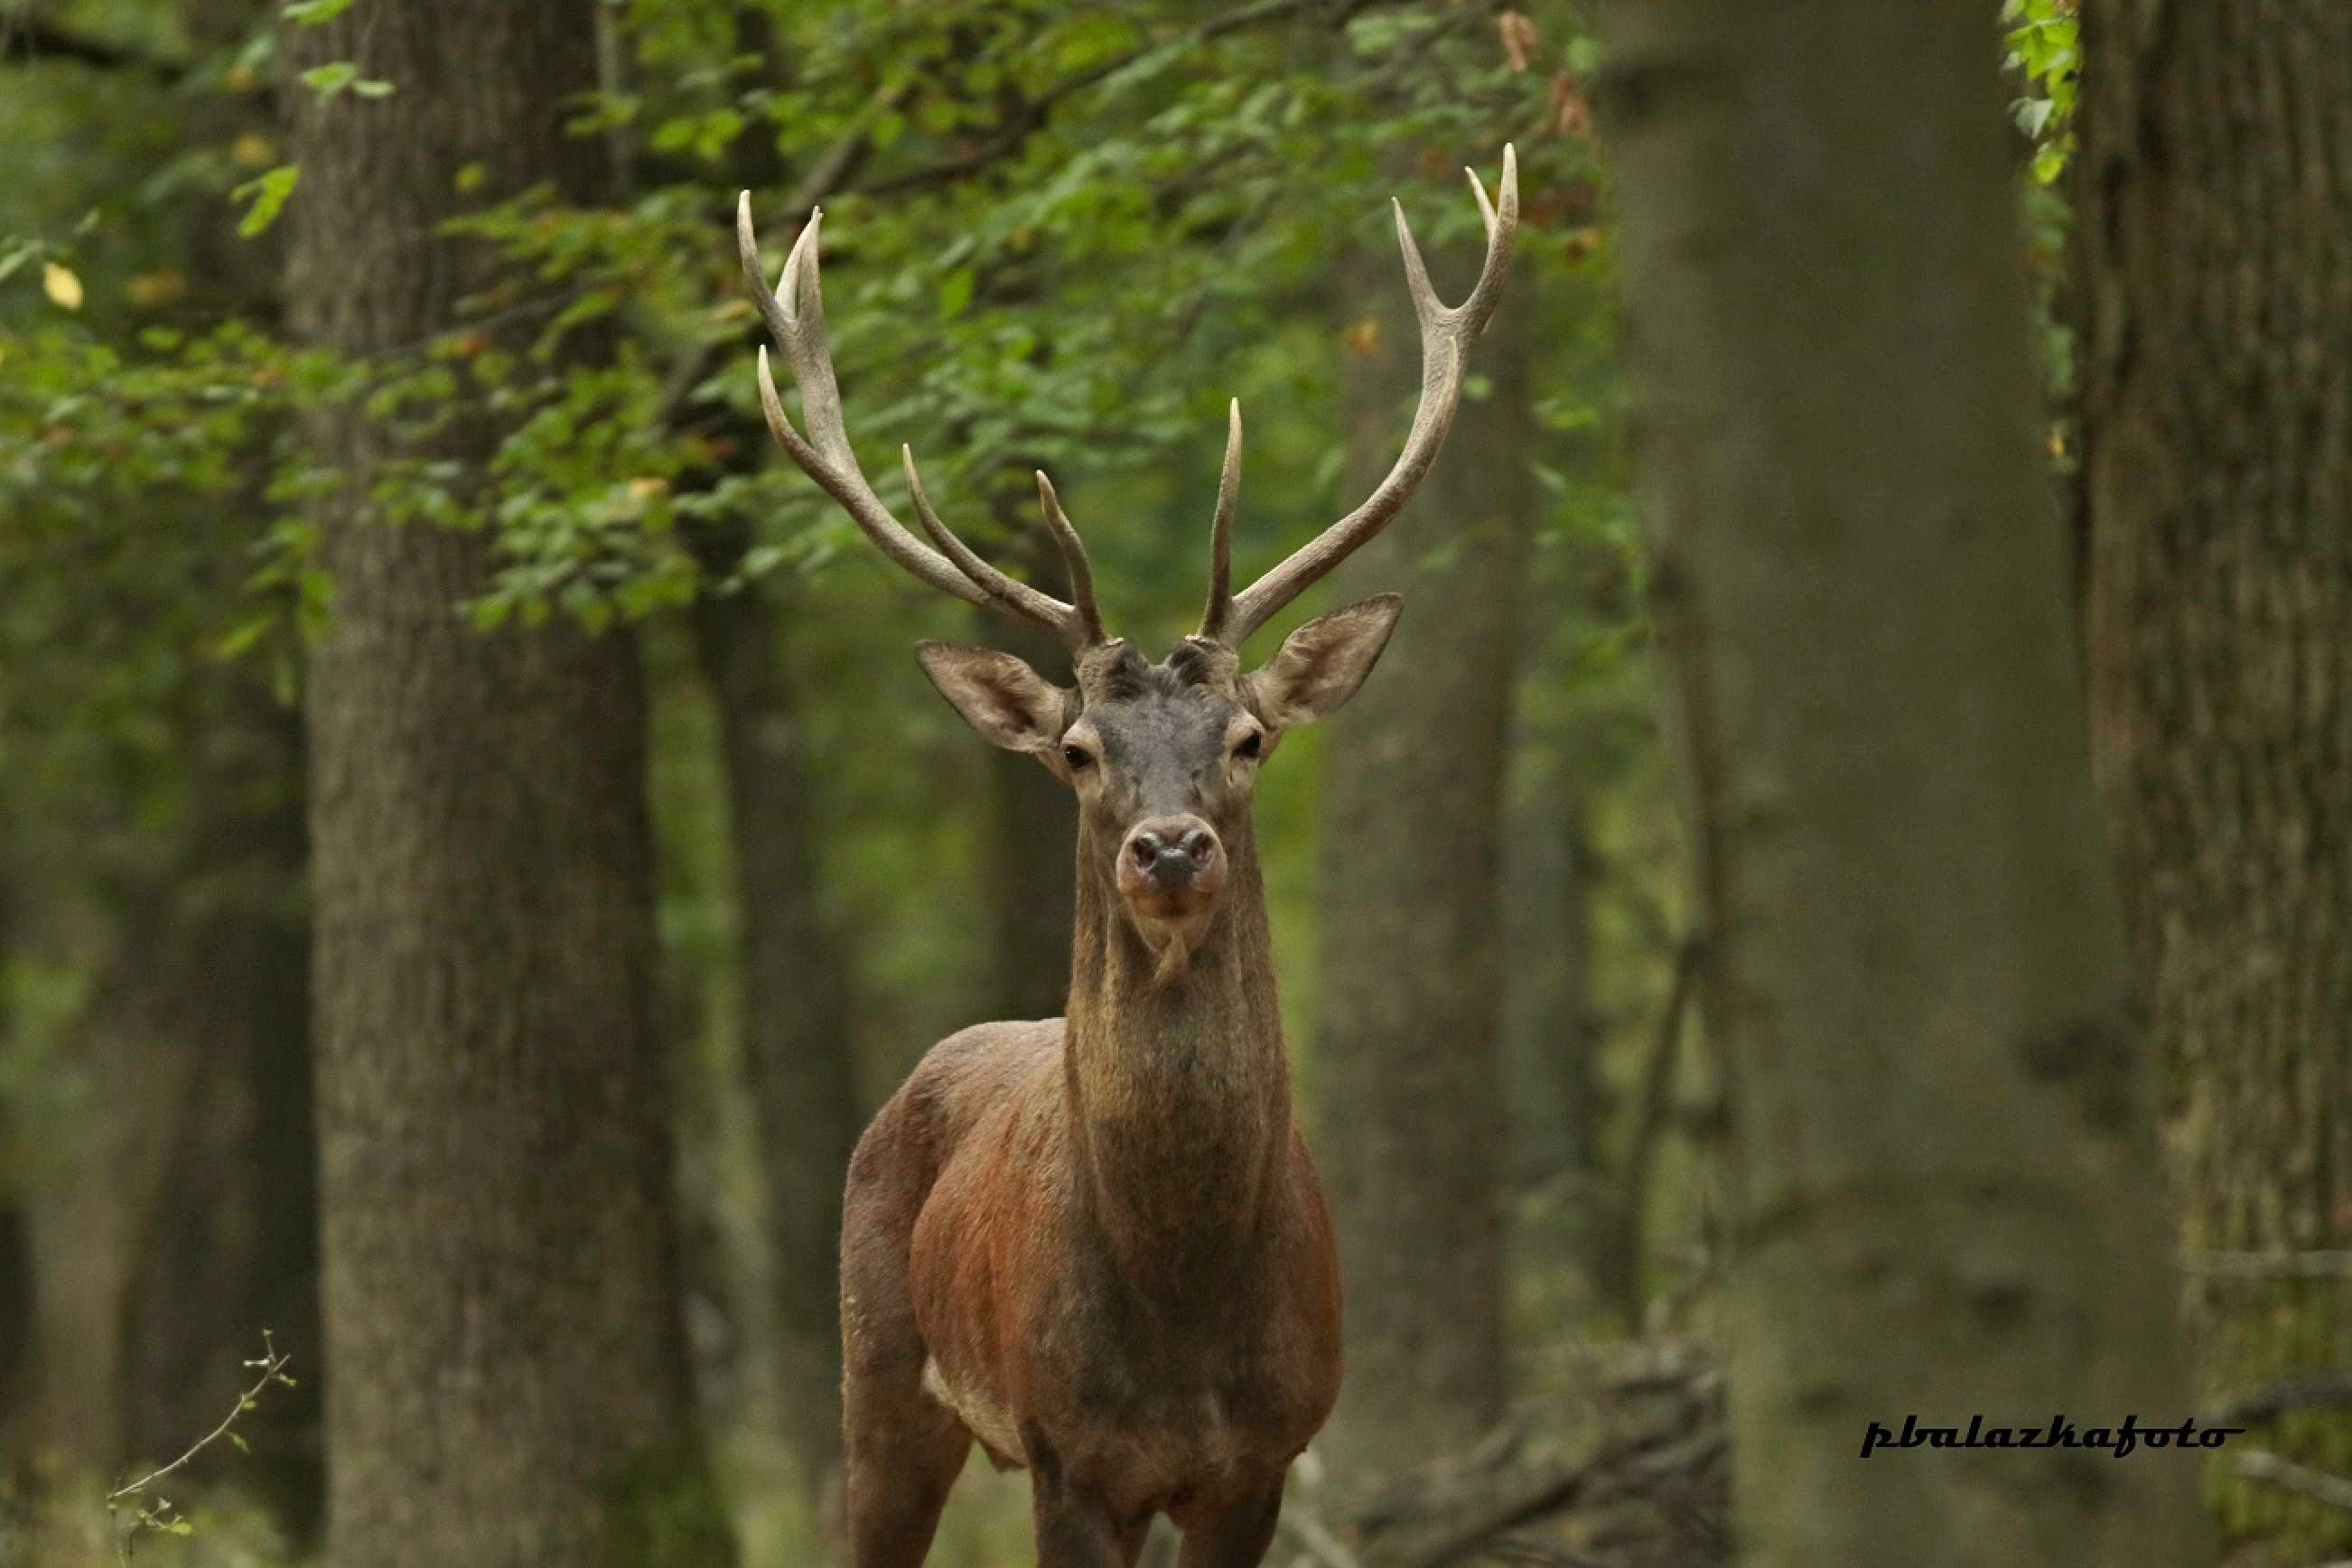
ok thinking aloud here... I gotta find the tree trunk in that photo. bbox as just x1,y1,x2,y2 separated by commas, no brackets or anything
1594,2,2202,1562
2077,3,2352,1554
1313,244,1533,1482
690,574,859,1517
285,4,729,1562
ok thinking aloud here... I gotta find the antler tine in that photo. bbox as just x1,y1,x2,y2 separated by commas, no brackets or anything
898,448,1097,651
1033,472,1106,647
740,193,1103,648
1216,146,1519,649
1198,399,1242,641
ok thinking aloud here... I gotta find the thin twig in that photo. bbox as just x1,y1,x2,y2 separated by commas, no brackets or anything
107,1335,293,1505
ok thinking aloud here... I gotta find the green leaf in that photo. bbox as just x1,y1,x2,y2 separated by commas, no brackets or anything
283,0,355,23
216,614,276,660
233,165,301,238
299,61,358,99
937,265,975,321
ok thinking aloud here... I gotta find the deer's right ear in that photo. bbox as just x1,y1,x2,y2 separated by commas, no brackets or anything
915,641,1074,755
1244,594,1403,730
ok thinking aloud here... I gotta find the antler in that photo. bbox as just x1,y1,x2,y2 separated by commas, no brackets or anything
1199,145,1519,648
736,193,1105,652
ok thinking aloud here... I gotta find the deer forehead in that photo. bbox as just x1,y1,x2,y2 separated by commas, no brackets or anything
1087,692,1234,770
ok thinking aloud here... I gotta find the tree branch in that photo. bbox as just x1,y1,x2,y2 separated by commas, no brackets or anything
856,0,1386,198
1610,933,1705,1322
0,12,186,78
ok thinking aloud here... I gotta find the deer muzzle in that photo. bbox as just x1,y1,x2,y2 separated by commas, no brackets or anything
1118,816,1225,918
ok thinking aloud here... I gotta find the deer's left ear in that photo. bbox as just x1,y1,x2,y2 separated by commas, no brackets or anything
1244,593,1403,730
915,641,1074,754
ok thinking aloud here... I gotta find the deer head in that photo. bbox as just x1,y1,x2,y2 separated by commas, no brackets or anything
735,150,1517,966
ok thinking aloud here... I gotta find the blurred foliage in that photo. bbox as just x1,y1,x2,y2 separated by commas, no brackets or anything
0,0,1688,1560
0,0,2127,1559
2002,0,2077,429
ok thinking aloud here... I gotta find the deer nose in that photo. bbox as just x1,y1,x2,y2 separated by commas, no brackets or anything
1125,817,1220,889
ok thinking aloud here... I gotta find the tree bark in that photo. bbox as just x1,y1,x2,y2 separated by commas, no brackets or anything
1594,1,2202,1562
1313,243,1533,1482
2077,2,2352,1554
690,573,859,1516
285,4,729,1562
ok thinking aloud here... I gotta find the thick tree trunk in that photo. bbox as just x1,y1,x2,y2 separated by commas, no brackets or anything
1595,2,2201,1562
690,575,859,1516
2077,3,2352,1554
1313,245,1533,1481
285,5,728,1563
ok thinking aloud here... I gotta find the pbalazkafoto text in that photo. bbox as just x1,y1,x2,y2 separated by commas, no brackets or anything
1859,1414,2242,1460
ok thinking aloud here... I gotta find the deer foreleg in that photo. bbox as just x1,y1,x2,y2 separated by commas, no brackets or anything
1174,1479,1283,1568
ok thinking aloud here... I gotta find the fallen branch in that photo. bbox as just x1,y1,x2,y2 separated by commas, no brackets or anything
1278,1495,1367,1568
1343,1345,1727,1568
2202,1371,2352,1430
2179,1250,2352,1280
2235,1449,2352,1513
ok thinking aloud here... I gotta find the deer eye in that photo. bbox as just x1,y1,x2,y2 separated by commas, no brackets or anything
1233,731,1263,761
1062,743,1093,770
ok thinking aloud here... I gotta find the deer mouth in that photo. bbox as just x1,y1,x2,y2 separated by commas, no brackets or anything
1115,835,1227,950
1116,869,1225,981
1116,863,1227,926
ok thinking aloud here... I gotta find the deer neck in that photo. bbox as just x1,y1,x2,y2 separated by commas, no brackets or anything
1062,817,1291,1288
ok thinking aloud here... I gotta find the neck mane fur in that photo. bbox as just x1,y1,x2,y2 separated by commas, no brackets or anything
1060,813,1292,1295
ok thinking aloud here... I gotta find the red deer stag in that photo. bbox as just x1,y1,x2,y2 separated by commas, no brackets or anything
736,147,1517,1568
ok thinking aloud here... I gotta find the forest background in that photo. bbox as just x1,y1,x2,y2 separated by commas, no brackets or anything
0,0,2345,1564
